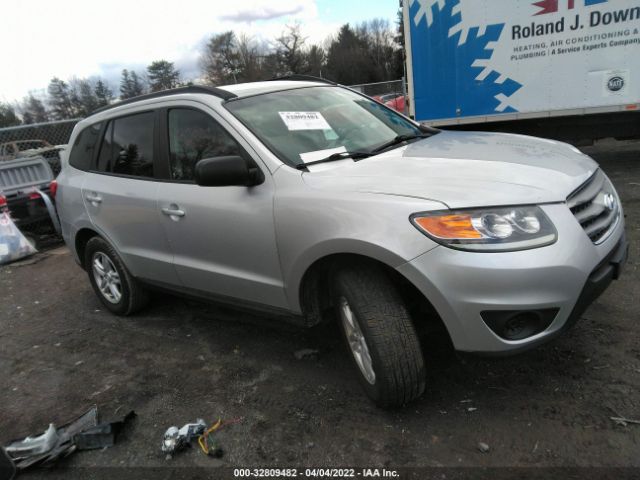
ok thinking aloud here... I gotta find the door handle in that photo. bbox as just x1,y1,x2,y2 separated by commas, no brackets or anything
161,206,185,218
85,194,102,204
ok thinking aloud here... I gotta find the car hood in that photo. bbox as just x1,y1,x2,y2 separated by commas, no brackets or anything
302,130,598,209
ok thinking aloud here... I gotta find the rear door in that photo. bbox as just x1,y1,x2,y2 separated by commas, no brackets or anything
155,103,287,309
81,110,179,284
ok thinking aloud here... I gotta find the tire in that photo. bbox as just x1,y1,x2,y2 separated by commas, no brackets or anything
333,263,426,408
84,237,149,316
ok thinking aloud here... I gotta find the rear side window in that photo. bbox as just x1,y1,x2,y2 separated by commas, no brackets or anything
69,123,102,171
96,112,154,178
167,108,242,181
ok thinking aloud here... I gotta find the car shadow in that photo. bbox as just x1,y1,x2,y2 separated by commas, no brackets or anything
129,289,602,415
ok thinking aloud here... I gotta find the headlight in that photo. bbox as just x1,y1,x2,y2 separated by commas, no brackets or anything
411,206,557,252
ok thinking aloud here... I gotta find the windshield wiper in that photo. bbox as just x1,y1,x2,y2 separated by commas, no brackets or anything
367,133,432,156
296,131,436,170
295,150,372,170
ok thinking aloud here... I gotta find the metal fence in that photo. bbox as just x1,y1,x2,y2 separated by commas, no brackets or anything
0,119,79,176
349,79,408,115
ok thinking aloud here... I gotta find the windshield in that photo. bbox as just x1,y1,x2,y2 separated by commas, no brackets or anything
225,86,422,168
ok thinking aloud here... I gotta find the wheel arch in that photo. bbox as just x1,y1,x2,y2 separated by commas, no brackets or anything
295,246,449,340
74,227,101,269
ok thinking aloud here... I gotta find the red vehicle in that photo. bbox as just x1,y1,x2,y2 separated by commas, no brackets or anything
384,95,406,114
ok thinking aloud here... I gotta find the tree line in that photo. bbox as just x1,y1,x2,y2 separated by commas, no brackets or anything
0,17,403,128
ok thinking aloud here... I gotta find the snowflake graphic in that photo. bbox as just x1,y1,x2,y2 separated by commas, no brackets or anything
410,0,446,28
408,0,522,119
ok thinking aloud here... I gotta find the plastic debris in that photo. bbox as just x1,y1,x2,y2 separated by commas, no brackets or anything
3,406,134,471
0,447,16,480
162,419,206,455
610,416,640,427
0,212,37,265
4,424,59,459
163,417,243,459
74,411,136,450
197,419,224,458
477,442,490,453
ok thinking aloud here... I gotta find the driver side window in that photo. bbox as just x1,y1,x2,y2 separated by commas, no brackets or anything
168,108,242,182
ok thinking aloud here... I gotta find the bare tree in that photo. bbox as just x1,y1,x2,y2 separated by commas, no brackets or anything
305,45,326,77
359,19,397,81
201,31,242,84
236,34,268,82
274,24,307,75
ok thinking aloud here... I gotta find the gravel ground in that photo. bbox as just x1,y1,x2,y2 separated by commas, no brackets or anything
0,141,638,479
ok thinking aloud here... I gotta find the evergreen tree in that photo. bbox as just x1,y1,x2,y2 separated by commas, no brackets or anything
119,69,145,99
47,77,74,120
69,79,99,117
146,60,180,92
21,94,49,124
129,71,145,96
94,79,114,107
0,103,21,128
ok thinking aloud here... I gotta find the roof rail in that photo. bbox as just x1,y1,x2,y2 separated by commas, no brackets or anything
268,74,337,85
90,85,237,116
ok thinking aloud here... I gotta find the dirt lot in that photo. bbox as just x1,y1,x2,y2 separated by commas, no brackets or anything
1,142,639,479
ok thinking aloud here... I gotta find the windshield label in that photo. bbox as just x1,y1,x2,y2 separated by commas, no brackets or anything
279,111,331,131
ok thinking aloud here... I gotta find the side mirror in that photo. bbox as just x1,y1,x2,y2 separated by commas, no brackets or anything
194,156,264,187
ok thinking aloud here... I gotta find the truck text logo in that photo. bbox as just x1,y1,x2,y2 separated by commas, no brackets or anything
533,0,607,16
607,76,624,92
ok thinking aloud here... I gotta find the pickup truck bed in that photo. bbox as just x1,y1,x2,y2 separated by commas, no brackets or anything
0,156,57,230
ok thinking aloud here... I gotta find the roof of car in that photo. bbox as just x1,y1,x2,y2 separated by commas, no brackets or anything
88,76,336,118
219,80,316,97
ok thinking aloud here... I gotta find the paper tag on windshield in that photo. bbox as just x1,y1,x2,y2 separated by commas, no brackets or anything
300,146,347,163
279,111,331,131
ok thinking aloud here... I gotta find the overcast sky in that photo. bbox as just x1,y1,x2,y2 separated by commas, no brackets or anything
0,0,398,103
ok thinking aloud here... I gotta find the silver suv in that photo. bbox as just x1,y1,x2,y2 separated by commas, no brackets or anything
57,77,628,407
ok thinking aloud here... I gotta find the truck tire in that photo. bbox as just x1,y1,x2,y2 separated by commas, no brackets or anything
333,264,426,407
84,237,149,316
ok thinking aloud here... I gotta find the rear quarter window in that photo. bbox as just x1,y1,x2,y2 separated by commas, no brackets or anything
69,123,103,171
95,112,155,178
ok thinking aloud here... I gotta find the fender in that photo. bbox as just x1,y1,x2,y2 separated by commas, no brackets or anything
284,237,417,313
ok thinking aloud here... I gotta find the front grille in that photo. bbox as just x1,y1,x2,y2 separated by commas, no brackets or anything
567,169,620,244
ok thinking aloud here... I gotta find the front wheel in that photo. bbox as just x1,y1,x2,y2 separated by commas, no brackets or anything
333,264,426,408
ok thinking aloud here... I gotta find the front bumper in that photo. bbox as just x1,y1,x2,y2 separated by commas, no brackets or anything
397,203,627,354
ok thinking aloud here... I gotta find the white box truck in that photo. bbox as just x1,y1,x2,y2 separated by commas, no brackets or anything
403,0,640,142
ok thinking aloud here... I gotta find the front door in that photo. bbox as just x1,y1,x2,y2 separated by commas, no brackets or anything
157,105,287,309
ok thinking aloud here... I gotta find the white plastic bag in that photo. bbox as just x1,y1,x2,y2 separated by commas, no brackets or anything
0,211,37,265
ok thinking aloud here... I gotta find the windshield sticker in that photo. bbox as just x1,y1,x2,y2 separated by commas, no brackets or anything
279,111,332,131
300,146,346,163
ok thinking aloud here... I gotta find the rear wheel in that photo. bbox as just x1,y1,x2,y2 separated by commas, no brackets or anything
333,263,426,407
84,237,149,316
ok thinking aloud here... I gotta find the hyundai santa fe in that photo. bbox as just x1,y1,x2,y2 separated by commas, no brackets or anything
57,77,628,407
